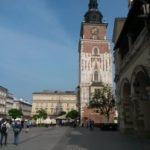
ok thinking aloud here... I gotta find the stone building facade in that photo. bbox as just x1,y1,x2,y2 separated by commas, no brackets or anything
78,0,112,122
6,93,14,118
31,91,77,118
0,86,8,118
13,99,32,119
113,0,150,136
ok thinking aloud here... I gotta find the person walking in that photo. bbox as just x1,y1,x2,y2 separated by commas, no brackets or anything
12,120,22,146
0,119,10,146
89,119,94,131
25,120,30,133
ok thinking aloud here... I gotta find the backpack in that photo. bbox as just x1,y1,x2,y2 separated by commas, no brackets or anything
1,123,7,133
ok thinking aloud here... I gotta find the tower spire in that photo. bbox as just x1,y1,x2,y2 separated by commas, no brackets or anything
88,0,98,10
84,0,103,23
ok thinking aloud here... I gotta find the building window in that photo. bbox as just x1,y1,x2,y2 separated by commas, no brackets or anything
94,71,98,81
51,103,53,107
51,108,54,113
92,47,100,55
93,48,99,55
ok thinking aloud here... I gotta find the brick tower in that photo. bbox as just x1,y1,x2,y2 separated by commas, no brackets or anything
78,0,112,122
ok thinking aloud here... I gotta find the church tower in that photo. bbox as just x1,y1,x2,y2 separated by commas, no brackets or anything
78,0,112,121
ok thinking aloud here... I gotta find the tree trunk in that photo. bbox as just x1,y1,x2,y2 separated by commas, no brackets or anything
105,113,109,123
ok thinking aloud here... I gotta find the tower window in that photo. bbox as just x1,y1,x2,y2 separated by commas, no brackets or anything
93,47,99,55
94,48,98,55
94,71,98,81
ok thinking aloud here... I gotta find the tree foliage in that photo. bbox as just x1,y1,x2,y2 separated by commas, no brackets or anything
36,109,47,120
32,114,39,121
8,108,23,119
89,84,115,122
66,110,79,119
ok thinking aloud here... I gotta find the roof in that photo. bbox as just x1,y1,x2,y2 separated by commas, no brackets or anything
0,86,8,92
112,18,126,44
32,90,76,95
114,0,150,50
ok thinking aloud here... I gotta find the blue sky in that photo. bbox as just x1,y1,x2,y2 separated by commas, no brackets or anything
0,0,128,102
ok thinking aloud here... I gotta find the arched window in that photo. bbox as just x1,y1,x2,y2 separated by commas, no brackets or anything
92,47,99,55
94,71,98,81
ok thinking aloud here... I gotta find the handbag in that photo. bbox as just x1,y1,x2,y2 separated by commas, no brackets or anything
14,128,20,133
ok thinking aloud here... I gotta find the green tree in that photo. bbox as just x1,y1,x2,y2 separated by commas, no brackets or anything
66,110,79,119
36,109,47,120
8,108,23,119
32,114,39,121
89,84,115,122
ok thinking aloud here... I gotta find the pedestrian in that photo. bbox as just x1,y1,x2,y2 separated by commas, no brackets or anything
12,120,22,145
0,119,2,133
25,120,30,133
0,119,3,145
89,119,94,131
0,119,10,146
21,119,24,129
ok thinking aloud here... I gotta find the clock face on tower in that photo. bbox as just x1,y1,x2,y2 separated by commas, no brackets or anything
91,27,99,35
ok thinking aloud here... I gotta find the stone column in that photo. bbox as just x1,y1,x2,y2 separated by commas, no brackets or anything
145,86,150,100
131,95,145,134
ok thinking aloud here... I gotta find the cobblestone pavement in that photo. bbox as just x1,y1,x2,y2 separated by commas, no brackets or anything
54,127,150,150
0,126,150,150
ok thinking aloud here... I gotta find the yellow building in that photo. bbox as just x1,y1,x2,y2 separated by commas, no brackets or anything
31,91,77,118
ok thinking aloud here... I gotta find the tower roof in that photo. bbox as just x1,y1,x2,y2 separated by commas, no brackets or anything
88,0,98,9
84,0,103,23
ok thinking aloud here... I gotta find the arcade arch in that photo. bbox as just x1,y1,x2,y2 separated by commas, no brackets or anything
130,65,150,133
120,78,133,132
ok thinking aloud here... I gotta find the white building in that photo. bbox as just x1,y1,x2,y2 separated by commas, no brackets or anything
0,86,8,118
6,93,14,118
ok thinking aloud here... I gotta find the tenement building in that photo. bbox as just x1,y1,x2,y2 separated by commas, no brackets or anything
0,86,8,118
0,85,32,119
31,91,77,118
13,98,32,119
78,0,112,123
6,93,14,119
113,0,150,136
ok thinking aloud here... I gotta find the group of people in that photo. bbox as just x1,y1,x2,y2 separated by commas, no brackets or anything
0,119,23,146
82,119,95,130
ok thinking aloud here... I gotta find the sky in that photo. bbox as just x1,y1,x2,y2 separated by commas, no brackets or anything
0,0,128,102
